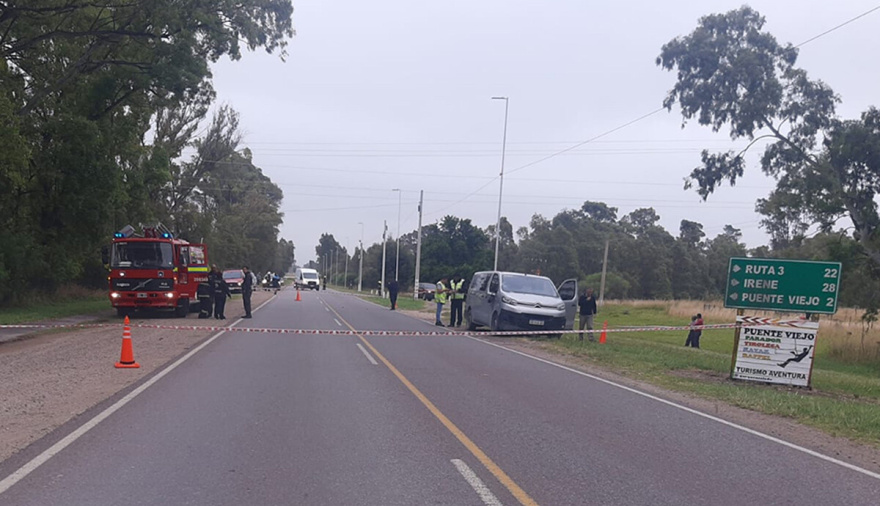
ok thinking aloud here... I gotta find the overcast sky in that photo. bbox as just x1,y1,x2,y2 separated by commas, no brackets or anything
208,0,880,264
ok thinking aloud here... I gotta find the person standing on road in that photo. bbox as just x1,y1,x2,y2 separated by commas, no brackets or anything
435,276,449,326
577,287,598,341
448,274,465,327
212,265,231,319
241,265,254,318
387,279,400,310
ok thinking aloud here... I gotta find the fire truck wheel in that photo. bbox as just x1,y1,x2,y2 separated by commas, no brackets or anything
175,299,190,318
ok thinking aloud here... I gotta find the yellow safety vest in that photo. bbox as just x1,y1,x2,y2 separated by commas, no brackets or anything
451,280,465,300
436,281,448,304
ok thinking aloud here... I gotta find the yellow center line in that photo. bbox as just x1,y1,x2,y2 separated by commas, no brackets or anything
324,302,538,506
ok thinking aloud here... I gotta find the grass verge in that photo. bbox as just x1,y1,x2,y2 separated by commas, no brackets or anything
535,303,880,445
0,289,109,325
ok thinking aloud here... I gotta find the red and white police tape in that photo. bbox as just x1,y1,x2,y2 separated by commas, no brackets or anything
0,321,753,337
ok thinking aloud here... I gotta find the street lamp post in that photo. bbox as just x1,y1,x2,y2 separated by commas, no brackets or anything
357,222,364,292
491,96,509,271
392,189,401,281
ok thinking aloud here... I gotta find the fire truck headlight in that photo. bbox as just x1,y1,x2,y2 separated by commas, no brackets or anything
165,292,175,299
110,292,121,299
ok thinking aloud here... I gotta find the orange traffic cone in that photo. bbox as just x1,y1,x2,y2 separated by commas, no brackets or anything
115,316,140,369
599,320,608,344
295,289,302,302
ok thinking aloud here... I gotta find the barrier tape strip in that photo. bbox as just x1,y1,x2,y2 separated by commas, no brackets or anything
0,321,779,337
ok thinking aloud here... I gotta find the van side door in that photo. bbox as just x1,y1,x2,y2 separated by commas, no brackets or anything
557,278,578,330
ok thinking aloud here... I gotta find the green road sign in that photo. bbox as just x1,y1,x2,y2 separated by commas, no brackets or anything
725,257,842,314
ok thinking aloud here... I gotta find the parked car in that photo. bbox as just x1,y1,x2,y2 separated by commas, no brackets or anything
464,271,577,334
417,282,436,301
222,269,244,294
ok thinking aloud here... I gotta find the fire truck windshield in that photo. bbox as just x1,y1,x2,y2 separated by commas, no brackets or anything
112,242,174,269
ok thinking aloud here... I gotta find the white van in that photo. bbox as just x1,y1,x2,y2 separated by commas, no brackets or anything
295,268,321,290
465,271,577,333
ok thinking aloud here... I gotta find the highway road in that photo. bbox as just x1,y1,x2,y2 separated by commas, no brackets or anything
1,289,878,505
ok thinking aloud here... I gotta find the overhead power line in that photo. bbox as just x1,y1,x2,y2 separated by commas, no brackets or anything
795,5,880,47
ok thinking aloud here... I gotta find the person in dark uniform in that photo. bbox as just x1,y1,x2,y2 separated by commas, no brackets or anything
241,265,254,318
448,274,465,327
387,279,400,310
199,270,216,319
212,265,231,319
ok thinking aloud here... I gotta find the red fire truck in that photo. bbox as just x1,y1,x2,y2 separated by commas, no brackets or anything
103,224,210,317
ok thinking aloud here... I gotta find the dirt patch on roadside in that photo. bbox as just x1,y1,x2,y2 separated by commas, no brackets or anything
0,290,274,463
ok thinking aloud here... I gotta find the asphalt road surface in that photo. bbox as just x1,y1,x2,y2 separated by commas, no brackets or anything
1,289,878,505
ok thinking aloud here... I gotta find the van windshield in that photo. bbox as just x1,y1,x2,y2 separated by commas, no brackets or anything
303,272,318,280
501,275,558,297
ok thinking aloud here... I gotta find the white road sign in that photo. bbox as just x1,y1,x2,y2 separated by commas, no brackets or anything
732,316,818,387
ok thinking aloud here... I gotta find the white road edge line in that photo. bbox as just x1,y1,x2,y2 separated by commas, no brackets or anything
355,343,378,365
0,296,276,496
452,458,503,506
333,318,342,327
462,334,880,482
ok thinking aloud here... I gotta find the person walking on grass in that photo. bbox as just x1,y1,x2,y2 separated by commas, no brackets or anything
577,288,598,341
685,313,703,348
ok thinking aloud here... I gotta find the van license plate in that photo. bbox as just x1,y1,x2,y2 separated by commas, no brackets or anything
529,319,544,326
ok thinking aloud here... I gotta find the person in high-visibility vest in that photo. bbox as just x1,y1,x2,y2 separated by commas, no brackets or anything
434,277,449,326
448,274,466,327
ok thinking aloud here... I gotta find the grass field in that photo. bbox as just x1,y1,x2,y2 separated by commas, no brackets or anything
0,287,109,325
540,302,880,445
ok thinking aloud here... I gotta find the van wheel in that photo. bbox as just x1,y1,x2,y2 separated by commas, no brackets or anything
490,312,500,334
466,309,477,331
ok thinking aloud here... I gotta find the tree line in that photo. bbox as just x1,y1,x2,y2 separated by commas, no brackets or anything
314,201,879,312
0,1,296,303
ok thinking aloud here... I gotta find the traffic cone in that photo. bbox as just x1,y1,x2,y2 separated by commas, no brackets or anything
115,316,140,369
295,289,302,302
599,320,608,344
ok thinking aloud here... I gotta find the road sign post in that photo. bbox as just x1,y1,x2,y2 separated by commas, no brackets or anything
724,258,842,314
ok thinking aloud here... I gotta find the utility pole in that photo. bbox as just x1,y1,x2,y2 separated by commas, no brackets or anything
393,189,401,281
344,243,349,289
492,96,509,271
380,220,387,298
357,222,364,292
599,239,610,306
413,190,424,300
333,248,338,286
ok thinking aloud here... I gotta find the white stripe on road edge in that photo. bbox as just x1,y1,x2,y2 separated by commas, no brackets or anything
0,297,276,496
355,343,378,365
452,459,503,506
462,334,880,482
333,318,342,327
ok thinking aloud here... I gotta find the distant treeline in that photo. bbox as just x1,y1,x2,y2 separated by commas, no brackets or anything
315,201,879,312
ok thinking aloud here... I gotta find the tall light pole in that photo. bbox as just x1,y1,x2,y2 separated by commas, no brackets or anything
380,220,387,298
413,190,424,300
357,222,364,292
344,238,349,289
491,96,509,271
392,188,401,281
